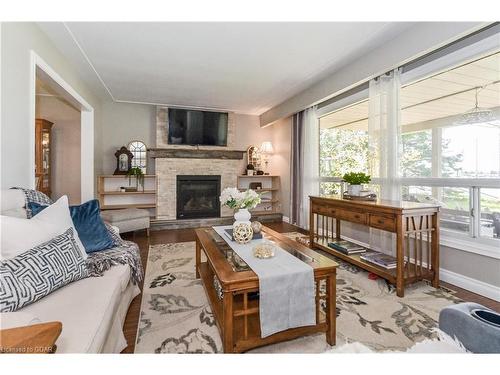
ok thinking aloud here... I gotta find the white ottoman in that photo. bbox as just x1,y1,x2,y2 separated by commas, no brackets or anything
101,208,150,236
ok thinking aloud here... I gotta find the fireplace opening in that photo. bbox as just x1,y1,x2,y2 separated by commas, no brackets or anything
176,175,221,219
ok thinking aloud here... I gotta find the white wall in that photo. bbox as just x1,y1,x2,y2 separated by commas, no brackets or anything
269,117,292,218
36,95,81,204
101,100,156,174
1,22,102,191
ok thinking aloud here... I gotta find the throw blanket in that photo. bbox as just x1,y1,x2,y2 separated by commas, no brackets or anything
85,224,144,285
213,226,315,338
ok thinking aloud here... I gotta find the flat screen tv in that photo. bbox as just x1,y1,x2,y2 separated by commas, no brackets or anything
168,108,228,146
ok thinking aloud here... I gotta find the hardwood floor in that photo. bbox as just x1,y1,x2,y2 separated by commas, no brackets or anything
120,222,499,353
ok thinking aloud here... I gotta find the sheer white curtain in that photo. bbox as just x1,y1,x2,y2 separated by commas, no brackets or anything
368,69,402,253
294,106,319,228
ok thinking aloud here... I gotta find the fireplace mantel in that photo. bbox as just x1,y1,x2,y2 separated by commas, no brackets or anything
148,148,246,160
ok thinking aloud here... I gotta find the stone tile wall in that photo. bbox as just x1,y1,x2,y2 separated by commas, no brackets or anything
155,107,241,219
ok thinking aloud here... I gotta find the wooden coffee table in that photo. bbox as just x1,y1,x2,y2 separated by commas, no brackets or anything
195,226,338,353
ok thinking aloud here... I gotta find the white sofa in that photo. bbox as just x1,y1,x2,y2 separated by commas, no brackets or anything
0,190,140,353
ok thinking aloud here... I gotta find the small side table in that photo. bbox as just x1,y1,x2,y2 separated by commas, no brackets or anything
0,321,62,354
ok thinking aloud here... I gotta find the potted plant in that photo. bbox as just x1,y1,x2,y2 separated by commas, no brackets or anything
220,187,261,228
246,163,255,176
126,167,145,192
342,172,371,196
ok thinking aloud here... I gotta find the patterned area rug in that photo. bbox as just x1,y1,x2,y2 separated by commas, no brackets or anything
134,233,462,353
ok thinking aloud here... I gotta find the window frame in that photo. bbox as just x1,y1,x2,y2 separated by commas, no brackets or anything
318,37,500,258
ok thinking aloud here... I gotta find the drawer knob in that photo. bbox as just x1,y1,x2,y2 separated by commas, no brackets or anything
377,219,384,224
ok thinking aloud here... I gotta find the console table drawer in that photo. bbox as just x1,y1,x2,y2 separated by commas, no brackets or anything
369,214,396,232
314,205,337,217
337,210,367,224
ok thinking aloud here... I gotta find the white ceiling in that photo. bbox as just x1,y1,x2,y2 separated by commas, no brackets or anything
39,22,415,115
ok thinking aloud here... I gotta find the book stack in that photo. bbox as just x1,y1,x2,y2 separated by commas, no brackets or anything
360,251,397,269
327,240,366,255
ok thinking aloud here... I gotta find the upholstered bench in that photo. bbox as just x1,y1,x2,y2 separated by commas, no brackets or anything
101,208,150,236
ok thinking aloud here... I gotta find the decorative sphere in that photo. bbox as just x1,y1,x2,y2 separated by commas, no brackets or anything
251,221,262,234
233,223,254,244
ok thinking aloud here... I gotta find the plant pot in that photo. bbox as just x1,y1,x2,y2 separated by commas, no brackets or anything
233,208,251,228
247,170,254,176
348,184,362,196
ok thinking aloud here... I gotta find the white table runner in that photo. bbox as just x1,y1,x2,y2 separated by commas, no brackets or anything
213,226,315,337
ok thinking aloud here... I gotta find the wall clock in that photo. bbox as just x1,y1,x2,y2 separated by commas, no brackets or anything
114,146,134,175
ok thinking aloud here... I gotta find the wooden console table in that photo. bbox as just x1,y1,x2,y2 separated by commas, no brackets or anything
309,196,440,297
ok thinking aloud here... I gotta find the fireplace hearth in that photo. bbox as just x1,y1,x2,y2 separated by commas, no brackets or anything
176,175,221,219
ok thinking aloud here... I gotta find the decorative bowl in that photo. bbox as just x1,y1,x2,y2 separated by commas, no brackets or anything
253,243,275,259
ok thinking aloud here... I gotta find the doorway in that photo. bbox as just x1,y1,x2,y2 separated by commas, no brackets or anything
30,51,94,202
35,77,82,204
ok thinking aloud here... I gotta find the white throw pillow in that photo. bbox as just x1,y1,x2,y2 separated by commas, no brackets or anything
0,189,25,213
1,207,27,218
0,195,87,260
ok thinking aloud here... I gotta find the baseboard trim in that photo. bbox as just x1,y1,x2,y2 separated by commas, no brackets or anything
440,268,500,302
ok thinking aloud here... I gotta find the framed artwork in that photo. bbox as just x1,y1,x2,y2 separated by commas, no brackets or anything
114,146,134,175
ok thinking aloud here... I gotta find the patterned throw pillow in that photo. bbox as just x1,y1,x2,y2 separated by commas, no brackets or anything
10,187,53,218
0,228,89,312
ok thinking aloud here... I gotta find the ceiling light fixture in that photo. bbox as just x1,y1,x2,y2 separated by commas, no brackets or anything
455,85,496,126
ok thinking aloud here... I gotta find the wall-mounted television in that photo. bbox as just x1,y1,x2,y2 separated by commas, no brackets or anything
168,108,228,146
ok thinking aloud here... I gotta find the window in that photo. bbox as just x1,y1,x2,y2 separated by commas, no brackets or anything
319,51,500,253
481,188,500,239
128,140,147,173
319,100,369,195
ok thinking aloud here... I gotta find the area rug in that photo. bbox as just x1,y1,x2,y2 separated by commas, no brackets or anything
134,233,462,353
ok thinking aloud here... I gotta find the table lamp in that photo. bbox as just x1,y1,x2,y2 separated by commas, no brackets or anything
260,141,274,174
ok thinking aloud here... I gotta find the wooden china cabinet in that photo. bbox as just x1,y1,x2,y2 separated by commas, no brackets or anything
35,119,53,197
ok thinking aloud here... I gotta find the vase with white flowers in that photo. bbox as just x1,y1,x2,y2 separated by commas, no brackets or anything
220,187,261,227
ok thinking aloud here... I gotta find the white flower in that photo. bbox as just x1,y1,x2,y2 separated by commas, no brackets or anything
220,187,261,210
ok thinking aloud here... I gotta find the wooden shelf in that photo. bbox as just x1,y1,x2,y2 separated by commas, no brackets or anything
99,190,156,195
314,238,397,282
98,175,158,215
237,175,281,216
101,203,157,210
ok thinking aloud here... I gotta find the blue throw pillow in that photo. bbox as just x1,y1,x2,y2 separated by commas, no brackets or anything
28,199,115,253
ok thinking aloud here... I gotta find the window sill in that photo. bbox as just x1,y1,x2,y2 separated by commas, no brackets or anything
441,232,500,260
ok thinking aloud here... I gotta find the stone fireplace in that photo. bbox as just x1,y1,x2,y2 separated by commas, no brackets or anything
176,175,221,219
152,106,245,220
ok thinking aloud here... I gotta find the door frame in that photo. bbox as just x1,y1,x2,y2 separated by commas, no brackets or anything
29,50,95,202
